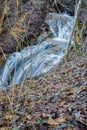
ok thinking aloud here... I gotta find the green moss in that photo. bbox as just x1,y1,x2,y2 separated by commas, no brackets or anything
35,119,42,125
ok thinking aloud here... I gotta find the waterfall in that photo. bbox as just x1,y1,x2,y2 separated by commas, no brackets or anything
0,13,74,89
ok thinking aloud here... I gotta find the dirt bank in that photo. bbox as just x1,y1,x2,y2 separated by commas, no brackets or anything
0,0,87,55
0,0,53,55
0,40,87,130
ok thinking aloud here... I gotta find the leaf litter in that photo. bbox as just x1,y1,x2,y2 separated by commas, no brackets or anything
0,44,87,130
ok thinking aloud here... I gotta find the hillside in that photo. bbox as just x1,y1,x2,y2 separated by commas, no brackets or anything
0,0,87,130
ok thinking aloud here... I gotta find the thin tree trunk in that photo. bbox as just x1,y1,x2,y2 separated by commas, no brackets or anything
65,0,83,61
0,0,7,34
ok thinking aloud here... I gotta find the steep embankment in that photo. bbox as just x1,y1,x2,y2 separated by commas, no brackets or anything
0,0,53,55
0,41,87,130
0,0,87,130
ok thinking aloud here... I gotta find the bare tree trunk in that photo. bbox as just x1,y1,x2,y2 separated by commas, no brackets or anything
65,0,83,62
0,0,7,34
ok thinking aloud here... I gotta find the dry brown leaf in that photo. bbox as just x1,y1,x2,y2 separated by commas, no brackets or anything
5,114,13,120
68,128,73,130
0,127,8,130
76,77,81,81
66,91,74,96
60,113,66,117
80,87,87,92
27,114,33,120
77,87,87,93
47,117,65,127
55,117,65,123
47,118,58,127
41,113,47,118
59,102,65,107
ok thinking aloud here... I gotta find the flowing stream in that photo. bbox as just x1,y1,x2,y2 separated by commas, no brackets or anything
0,13,74,89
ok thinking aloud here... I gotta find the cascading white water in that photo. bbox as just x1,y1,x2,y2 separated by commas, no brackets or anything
0,13,74,89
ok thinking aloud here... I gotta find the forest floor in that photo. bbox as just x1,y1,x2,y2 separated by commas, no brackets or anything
0,0,87,130
0,41,87,130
